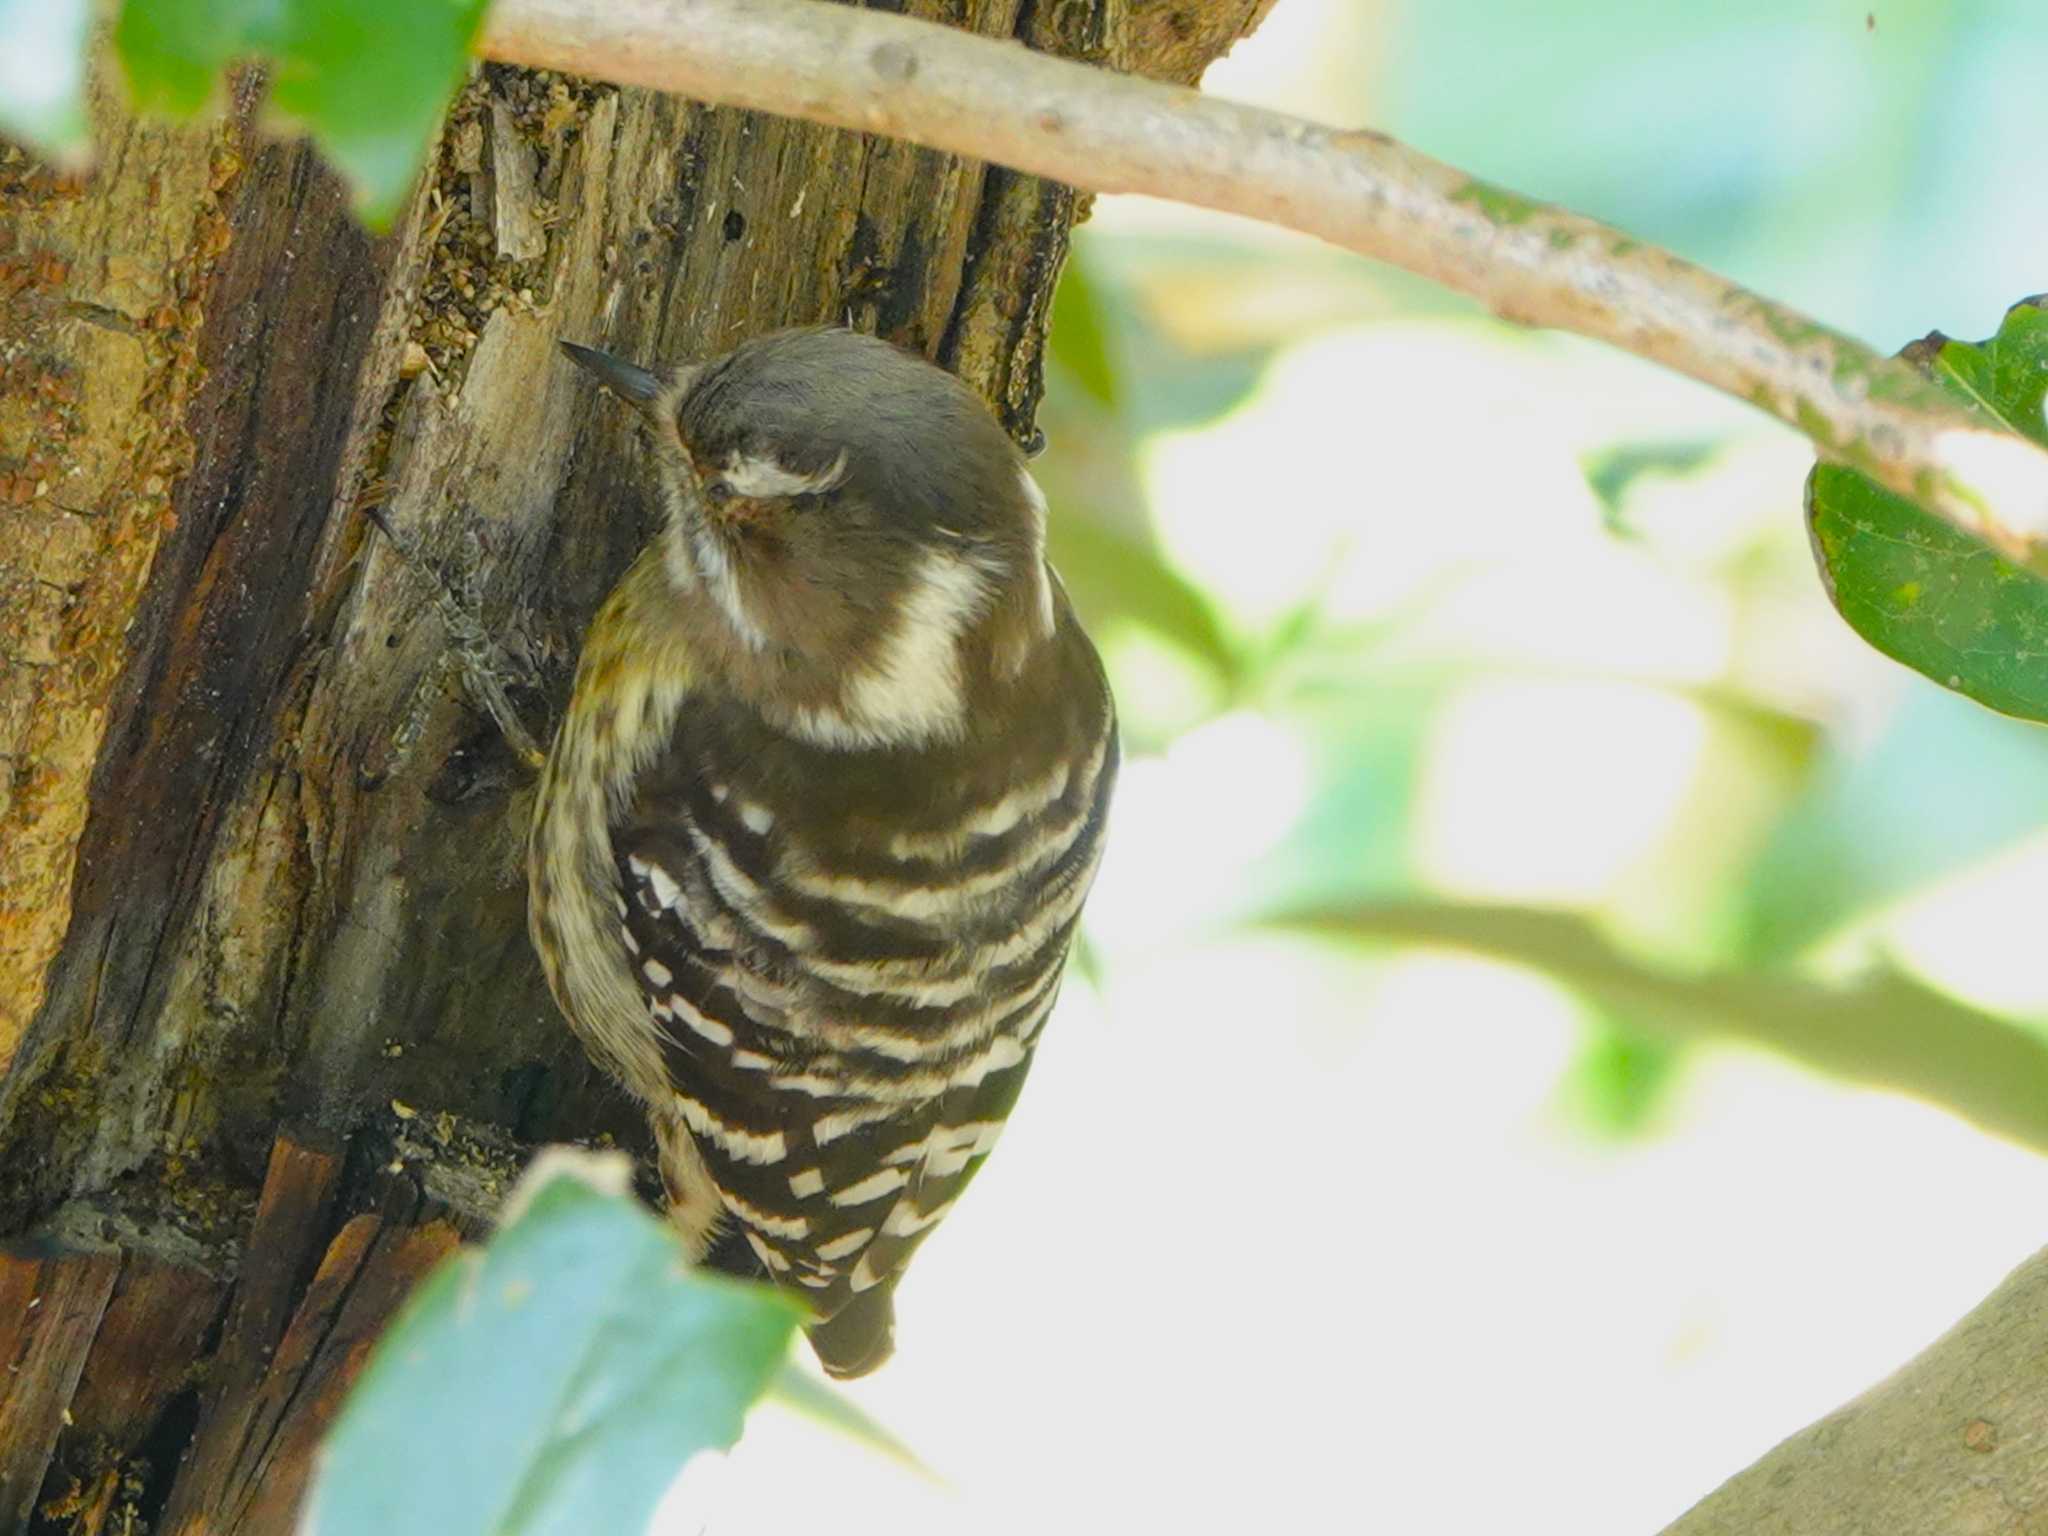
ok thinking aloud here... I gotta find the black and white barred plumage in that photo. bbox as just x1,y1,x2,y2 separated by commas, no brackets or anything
530,328,1116,1375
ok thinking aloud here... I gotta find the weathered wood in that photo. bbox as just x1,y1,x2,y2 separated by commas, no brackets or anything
0,77,246,1072
159,1212,460,1536
0,1129,508,1533
33,1254,229,1535
0,1246,121,1531
155,1136,344,1519
1123,0,1281,86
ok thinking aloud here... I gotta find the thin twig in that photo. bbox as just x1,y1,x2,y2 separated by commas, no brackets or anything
477,0,2048,562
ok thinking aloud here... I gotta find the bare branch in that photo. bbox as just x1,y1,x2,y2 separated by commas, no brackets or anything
478,0,2048,563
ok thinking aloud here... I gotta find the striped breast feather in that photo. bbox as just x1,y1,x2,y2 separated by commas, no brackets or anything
612,699,1116,1359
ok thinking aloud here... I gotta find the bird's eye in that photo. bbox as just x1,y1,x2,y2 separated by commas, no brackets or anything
705,480,733,504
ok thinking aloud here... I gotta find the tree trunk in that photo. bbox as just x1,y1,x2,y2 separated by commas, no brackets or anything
0,3,1269,1529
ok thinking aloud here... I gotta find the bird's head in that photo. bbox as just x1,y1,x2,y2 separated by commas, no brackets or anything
563,327,1058,752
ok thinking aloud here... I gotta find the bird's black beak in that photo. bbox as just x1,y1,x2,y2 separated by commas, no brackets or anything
559,341,665,409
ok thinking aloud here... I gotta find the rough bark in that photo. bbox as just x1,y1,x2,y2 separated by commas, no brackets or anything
0,1,1267,1528
1661,1243,2048,1534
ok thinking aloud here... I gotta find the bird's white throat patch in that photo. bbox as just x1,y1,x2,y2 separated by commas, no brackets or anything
656,469,771,651
660,450,855,652
790,550,990,751
686,519,769,651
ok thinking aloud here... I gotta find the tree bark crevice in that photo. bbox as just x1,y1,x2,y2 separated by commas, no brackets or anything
0,73,247,1078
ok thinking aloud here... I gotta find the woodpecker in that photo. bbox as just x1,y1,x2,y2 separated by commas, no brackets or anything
528,327,1117,1376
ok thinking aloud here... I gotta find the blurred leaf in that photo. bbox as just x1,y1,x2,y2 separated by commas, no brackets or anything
1049,514,1241,683
1075,226,1456,374
114,0,279,115
1581,439,1718,535
1066,232,1285,433
1239,584,1347,699
305,1151,806,1536
1258,682,1435,910
0,0,91,158
1740,682,2048,960
1271,900,2048,1153
765,1363,931,1475
1048,253,1121,411
1068,928,1106,989
115,0,486,225
1807,299,2048,722
267,0,485,227
1559,1018,1684,1137
1681,685,1824,768
1385,0,1975,340
1129,343,1269,435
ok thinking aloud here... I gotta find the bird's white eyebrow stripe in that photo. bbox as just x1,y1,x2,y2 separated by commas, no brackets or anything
722,449,849,497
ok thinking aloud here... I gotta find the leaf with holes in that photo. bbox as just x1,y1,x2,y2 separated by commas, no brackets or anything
1807,298,2048,721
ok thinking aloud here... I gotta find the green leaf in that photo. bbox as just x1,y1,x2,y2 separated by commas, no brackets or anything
1048,254,1121,410
1262,681,1436,905
114,0,486,225
1580,439,1717,537
115,0,280,116
304,1152,807,1536
765,1362,931,1475
1269,900,2048,1154
267,0,486,226
1807,298,2048,721
0,0,92,158
1048,513,1242,684
1558,1018,1684,1138
1739,683,2048,961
